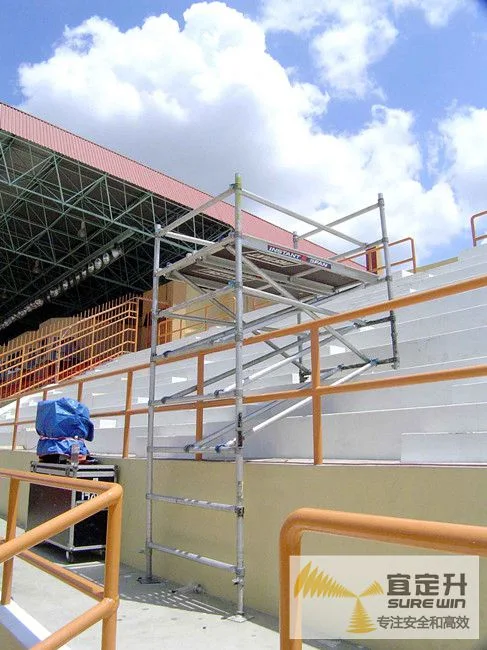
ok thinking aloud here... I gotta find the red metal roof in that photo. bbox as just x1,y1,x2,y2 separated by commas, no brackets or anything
0,102,338,258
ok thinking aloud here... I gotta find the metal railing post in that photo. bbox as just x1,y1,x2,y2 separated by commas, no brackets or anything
233,173,245,616
1,478,20,604
145,225,162,581
378,193,399,369
122,370,134,458
310,327,323,465
292,231,306,383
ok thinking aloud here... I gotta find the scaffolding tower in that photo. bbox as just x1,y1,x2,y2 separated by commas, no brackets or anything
143,174,398,617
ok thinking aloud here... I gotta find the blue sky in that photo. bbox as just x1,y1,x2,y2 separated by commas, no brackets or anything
1,0,487,263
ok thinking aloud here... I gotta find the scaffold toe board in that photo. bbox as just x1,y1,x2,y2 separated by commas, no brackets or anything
162,234,379,298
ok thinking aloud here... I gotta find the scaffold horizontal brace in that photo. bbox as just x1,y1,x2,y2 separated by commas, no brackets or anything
148,542,236,572
155,235,235,277
148,493,236,512
149,445,236,454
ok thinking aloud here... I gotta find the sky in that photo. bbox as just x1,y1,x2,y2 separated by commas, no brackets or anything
1,0,487,264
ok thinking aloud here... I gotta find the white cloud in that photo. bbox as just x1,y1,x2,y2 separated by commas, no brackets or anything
18,2,466,261
261,0,468,96
392,0,468,27
437,107,487,215
311,14,397,97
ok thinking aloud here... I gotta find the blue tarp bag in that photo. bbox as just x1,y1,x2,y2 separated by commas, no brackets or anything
36,397,94,459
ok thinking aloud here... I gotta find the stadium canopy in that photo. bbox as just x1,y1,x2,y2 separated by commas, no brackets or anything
0,103,334,343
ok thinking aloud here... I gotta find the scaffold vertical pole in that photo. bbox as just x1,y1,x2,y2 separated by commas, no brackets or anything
233,173,245,617
145,224,162,581
378,193,399,369
293,231,306,383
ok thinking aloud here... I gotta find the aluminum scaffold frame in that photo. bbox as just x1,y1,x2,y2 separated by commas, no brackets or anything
143,174,398,617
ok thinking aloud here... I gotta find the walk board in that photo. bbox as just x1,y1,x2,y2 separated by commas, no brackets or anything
164,233,378,298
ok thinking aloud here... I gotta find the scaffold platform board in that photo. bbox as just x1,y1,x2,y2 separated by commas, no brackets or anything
160,234,378,298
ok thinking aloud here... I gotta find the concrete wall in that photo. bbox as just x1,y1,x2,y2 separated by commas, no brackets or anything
1,450,486,649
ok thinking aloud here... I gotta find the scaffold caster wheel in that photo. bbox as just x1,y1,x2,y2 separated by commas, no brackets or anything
65,551,74,563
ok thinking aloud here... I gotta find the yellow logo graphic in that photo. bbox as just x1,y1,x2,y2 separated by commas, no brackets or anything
294,561,384,634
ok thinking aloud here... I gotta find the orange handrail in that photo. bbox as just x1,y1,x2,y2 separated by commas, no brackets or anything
2,272,487,459
471,210,487,247
0,468,123,650
342,236,417,274
279,507,487,649
0,295,140,401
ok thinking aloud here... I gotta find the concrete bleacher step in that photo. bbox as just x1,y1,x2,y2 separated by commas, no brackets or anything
401,431,487,463
289,378,487,416
242,400,487,461
5,246,487,464
86,372,300,409
319,324,487,369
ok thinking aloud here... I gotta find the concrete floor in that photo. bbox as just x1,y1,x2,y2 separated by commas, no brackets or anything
0,521,364,650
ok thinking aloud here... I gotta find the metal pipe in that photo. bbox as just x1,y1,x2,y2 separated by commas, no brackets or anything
241,189,364,246
155,235,234,278
293,232,305,383
248,362,375,437
172,270,236,320
241,287,345,318
156,392,228,406
215,368,341,451
158,293,337,359
263,339,310,375
160,333,313,402
145,224,161,581
160,312,232,327
158,186,234,237
148,494,235,512
214,334,333,396
242,287,369,362
175,264,308,374
122,370,133,459
149,542,236,572
311,328,322,464
150,445,235,454
194,373,339,452
215,349,305,395
328,238,383,262
233,172,245,616
296,202,379,240
378,193,399,369
165,232,214,246
140,272,487,368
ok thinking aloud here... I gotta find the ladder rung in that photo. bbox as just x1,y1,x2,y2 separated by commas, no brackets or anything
149,493,235,512
152,392,230,407
149,542,235,572
149,445,235,455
